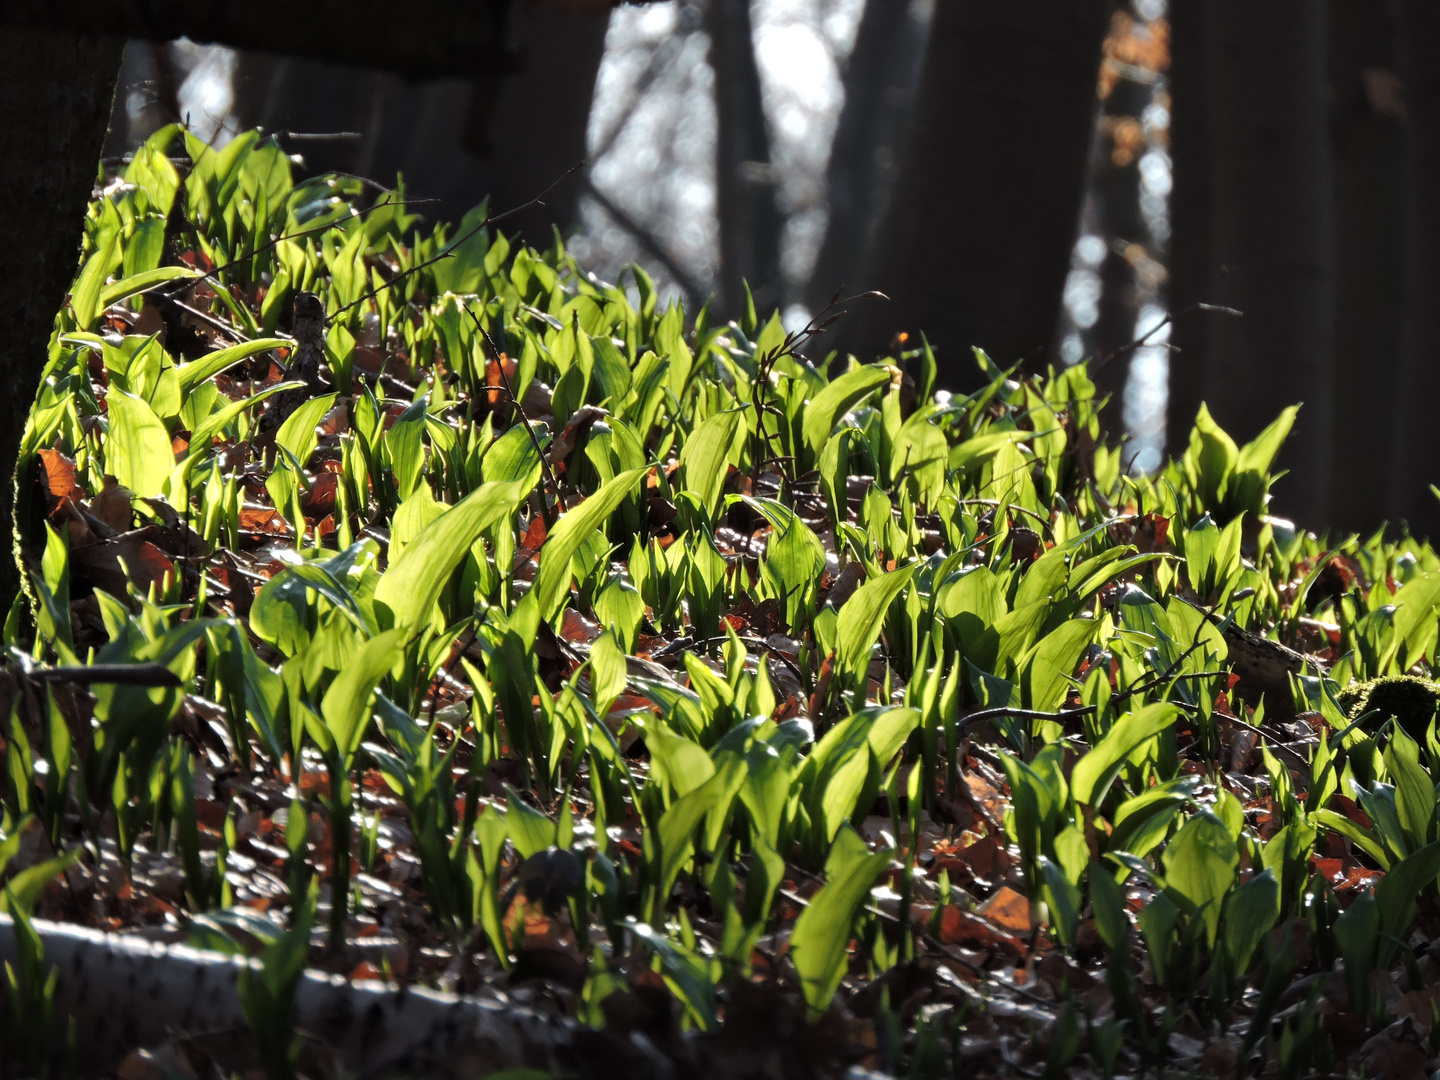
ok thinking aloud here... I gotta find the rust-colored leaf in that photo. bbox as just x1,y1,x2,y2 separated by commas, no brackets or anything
977,886,1034,935
38,449,80,505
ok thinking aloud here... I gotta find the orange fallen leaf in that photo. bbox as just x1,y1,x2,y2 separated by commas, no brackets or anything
978,885,1034,935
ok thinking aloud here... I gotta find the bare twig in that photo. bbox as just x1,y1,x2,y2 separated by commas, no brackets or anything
579,177,705,307
329,163,586,323
463,304,567,515
1093,301,1243,373
24,663,182,687
149,291,249,342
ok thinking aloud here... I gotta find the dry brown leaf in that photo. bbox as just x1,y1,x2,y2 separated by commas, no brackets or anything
977,886,1034,935
38,448,80,505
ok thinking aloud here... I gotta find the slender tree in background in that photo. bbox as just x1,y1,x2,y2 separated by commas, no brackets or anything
839,0,1111,386
0,27,122,608
804,0,928,316
1389,0,1440,539
1325,0,1403,533
707,0,784,318
1202,0,1333,525
1084,11,1164,440
1164,0,1213,461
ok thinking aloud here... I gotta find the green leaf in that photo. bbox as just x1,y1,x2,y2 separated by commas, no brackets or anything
275,392,337,468
679,409,744,519
526,467,649,625
320,629,401,759
176,338,290,395
789,826,892,1016
835,563,917,679
1069,703,1180,806
503,788,556,859
374,480,527,632
71,229,122,329
1023,618,1097,710
187,380,304,448
1384,727,1436,850
1373,838,1440,967
1333,891,1378,1011
801,364,891,457
1089,861,1128,949
0,848,81,914
1390,571,1440,669
98,266,202,310
1223,869,1279,974
105,390,174,497
658,777,727,902
1161,810,1238,946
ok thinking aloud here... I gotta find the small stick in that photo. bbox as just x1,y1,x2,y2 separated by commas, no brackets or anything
25,663,182,687
463,305,568,515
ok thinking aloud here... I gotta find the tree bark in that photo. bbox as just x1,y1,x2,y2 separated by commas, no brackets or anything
1203,0,1334,525
0,27,123,611
481,3,613,244
707,0,784,319
1,2,512,80
1387,0,1440,539
1164,0,1214,457
840,0,1112,386
208,4,609,238
804,0,928,315
1325,0,1402,534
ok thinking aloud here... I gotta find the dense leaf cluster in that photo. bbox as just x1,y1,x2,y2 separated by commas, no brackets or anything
6,126,1440,1078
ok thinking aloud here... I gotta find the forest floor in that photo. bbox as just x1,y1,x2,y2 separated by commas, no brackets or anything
6,127,1440,1080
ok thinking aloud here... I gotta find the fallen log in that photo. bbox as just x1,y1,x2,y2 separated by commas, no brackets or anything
0,914,580,1078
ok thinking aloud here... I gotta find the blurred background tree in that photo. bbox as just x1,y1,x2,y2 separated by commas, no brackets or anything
7,0,1440,549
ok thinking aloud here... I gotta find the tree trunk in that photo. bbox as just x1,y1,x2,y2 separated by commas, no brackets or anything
1326,0,1403,534
1387,0,1440,539
1,2,511,79
707,0,784,319
481,3,612,244
840,0,1111,385
222,4,609,238
1164,0,1213,457
0,27,122,611
1087,74,1151,439
1203,0,1334,525
804,0,928,314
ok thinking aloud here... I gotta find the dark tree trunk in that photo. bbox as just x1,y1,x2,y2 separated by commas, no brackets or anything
1326,0,1402,534
804,0,928,314
482,3,612,244
1,2,511,79
1203,0,1334,525
839,0,1111,384
707,0,784,319
0,27,123,610
1388,0,1440,539
1164,0,1214,457
1087,75,1151,440
221,4,608,238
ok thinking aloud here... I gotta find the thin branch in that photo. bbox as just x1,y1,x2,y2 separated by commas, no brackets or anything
158,197,435,297
578,178,706,308
25,663,182,687
151,291,248,342
462,305,568,515
328,163,587,323
1093,301,1243,373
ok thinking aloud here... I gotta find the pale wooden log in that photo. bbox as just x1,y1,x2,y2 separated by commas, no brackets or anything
0,914,577,1077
